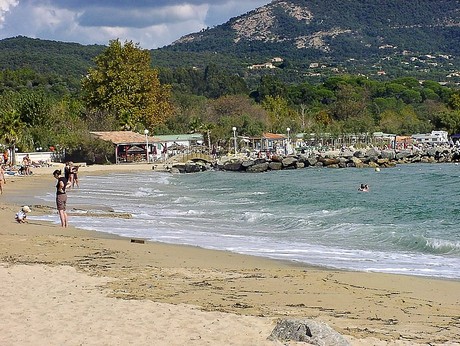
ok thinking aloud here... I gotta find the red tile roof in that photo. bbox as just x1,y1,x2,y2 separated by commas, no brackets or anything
90,131,159,145
262,132,286,140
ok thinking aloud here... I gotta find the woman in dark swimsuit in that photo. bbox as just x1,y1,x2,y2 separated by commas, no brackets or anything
53,169,68,227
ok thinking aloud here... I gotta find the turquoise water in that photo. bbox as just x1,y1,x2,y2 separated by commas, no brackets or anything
35,163,460,279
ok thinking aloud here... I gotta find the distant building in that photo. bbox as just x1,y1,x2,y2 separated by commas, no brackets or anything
248,62,276,69
411,131,449,144
154,134,204,149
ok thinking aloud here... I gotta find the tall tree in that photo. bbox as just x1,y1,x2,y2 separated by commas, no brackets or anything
81,39,173,131
0,93,25,164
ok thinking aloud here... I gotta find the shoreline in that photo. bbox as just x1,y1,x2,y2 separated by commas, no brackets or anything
1,164,460,345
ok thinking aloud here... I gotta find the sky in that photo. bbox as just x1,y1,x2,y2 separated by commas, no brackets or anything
0,0,272,49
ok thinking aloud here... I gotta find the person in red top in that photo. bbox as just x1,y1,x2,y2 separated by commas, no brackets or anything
3,150,9,166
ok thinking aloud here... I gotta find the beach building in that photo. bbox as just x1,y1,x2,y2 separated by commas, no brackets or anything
242,133,288,155
262,133,286,153
373,132,397,148
153,134,204,158
153,134,204,148
411,131,449,144
294,132,375,150
90,131,159,164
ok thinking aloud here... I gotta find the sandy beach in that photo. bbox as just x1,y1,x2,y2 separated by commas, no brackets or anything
1,164,459,345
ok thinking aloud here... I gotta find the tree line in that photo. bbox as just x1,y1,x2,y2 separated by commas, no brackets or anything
1,39,459,163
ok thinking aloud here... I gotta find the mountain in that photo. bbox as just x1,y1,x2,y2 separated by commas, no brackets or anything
0,0,459,86
152,0,460,83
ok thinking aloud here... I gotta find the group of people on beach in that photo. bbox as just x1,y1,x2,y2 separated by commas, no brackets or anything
9,160,80,227
20,154,32,175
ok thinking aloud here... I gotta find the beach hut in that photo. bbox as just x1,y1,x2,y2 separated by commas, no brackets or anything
90,131,159,163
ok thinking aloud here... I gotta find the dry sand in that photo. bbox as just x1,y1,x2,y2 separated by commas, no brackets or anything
1,163,459,346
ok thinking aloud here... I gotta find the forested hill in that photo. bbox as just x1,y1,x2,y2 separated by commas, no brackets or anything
154,0,460,83
0,36,105,88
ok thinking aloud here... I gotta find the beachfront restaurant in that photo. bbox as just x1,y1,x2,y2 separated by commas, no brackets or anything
90,131,159,164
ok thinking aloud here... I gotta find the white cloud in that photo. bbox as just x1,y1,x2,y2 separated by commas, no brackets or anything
0,0,19,28
0,0,271,48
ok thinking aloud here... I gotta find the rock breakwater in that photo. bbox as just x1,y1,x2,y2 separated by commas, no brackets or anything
204,146,460,173
166,145,460,173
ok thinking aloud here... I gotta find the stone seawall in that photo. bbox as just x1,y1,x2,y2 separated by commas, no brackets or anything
214,146,460,173
166,146,460,173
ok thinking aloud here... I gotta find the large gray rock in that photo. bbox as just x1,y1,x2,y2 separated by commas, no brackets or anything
268,162,283,170
241,160,255,168
246,162,269,173
324,150,340,158
307,156,318,166
254,158,269,165
268,319,350,346
426,147,439,157
282,157,298,167
353,150,365,158
319,158,340,166
340,149,355,158
366,147,381,160
395,150,412,160
223,161,243,171
185,163,202,173
351,156,364,168
338,157,348,166
380,150,396,160
171,164,186,173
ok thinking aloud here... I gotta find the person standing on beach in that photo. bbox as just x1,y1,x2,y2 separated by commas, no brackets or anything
53,169,68,227
71,165,79,188
3,150,8,166
64,162,73,188
0,165,6,194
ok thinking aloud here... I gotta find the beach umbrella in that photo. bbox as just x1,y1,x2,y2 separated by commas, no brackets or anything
126,145,144,153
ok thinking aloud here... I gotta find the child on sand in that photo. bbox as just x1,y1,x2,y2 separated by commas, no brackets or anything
15,205,31,223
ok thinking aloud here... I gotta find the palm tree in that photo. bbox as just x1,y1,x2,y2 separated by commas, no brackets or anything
0,109,25,166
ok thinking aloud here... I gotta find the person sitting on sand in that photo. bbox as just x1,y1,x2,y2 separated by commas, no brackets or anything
15,205,31,223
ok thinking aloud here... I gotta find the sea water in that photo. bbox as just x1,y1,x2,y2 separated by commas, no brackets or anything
33,163,460,280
